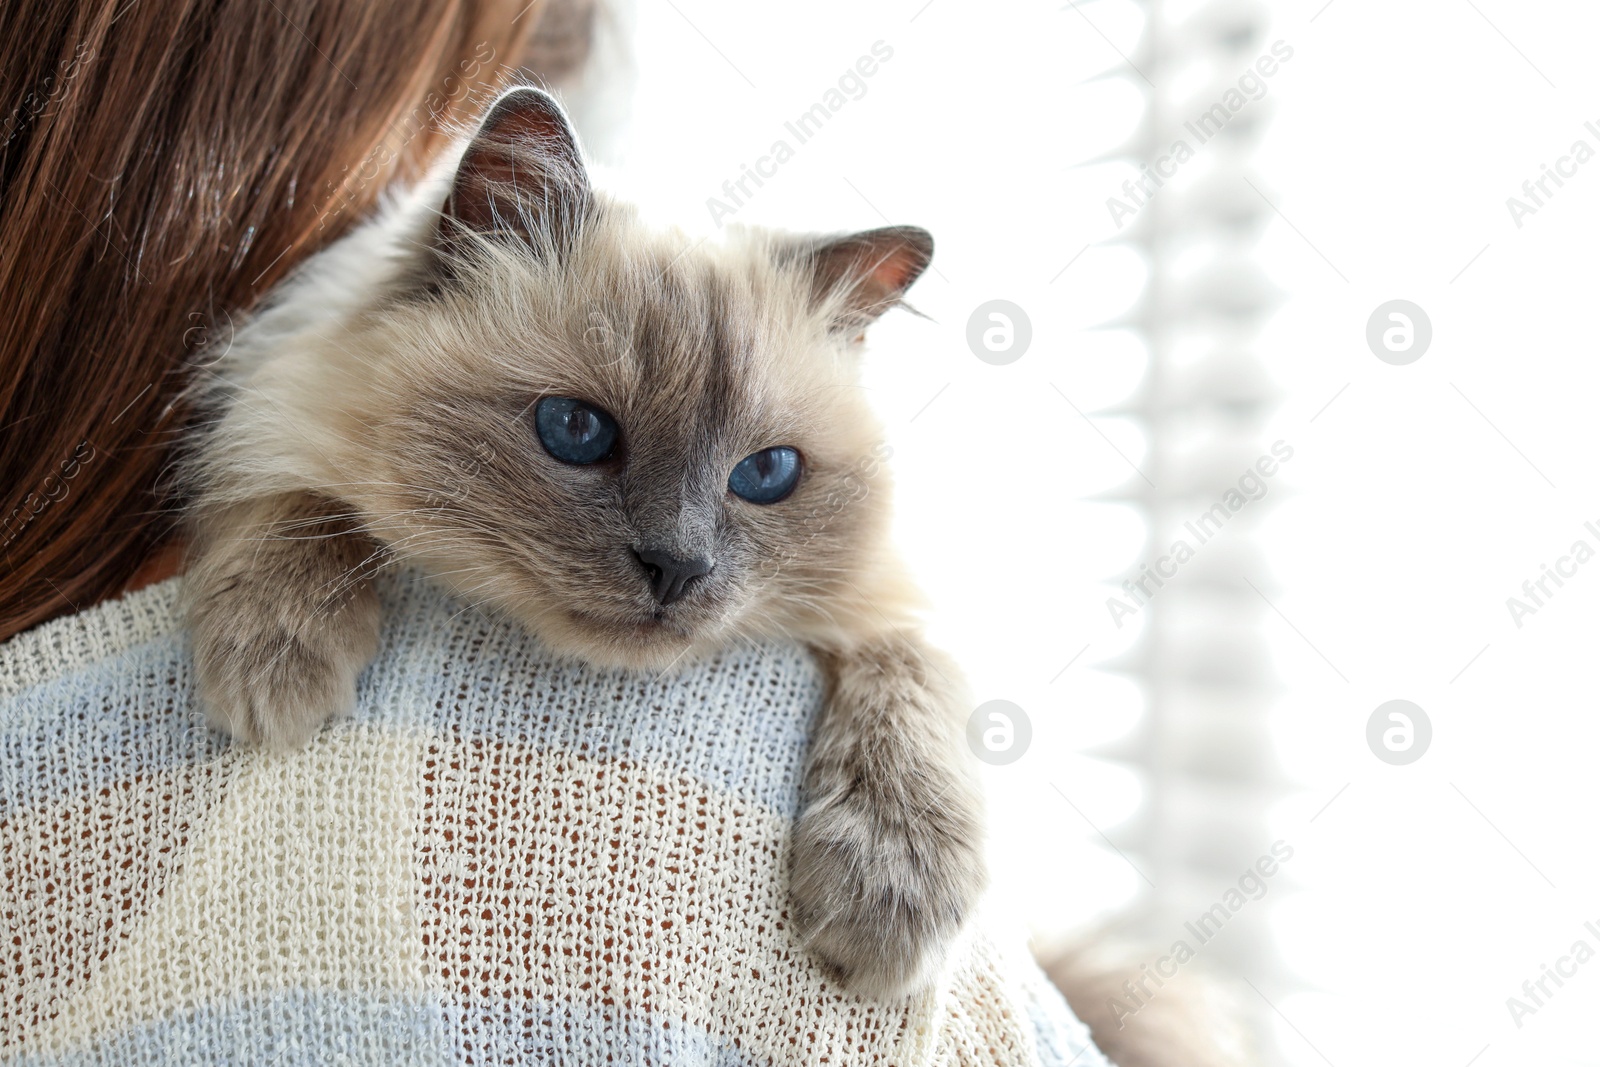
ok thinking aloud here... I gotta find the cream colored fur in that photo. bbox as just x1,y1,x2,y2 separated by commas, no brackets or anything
181,87,984,999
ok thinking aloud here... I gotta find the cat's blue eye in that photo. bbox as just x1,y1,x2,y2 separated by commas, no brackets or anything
534,397,618,465
729,446,801,504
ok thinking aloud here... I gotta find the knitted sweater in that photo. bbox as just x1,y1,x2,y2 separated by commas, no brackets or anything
0,572,1106,1066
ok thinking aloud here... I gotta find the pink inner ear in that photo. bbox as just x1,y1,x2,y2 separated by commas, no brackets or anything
869,242,931,296
808,226,934,327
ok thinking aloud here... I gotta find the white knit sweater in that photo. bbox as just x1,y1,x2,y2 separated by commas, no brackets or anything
0,572,1106,1066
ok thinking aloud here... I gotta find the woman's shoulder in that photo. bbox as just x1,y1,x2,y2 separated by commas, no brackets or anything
0,572,183,705
0,570,1103,1066
3,569,826,811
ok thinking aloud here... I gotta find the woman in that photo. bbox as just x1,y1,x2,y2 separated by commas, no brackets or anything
0,3,1110,1063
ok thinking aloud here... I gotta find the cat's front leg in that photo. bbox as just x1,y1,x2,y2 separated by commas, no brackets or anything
183,492,382,750
791,631,988,997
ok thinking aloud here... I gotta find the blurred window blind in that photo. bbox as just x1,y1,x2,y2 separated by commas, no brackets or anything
1083,0,1293,1054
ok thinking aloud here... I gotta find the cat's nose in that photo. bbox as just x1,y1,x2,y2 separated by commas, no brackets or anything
632,547,713,605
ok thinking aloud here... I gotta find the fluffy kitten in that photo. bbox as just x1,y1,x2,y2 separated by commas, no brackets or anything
181,87,985,998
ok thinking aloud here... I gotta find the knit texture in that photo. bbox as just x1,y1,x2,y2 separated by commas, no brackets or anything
0,572,1106,1066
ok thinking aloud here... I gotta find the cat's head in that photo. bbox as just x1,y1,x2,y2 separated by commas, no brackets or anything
321,88,931,668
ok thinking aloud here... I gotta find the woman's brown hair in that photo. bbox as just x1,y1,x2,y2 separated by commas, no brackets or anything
0,0,586,641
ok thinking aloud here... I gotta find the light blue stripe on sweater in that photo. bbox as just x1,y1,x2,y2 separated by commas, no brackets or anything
0,573,825,820
439,997,759,1066
4,989,761,1067
0,634,224,816
6,989,454,1067
1025,981,1103,1067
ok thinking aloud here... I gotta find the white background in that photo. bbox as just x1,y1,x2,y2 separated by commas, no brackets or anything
605,1,1600,1063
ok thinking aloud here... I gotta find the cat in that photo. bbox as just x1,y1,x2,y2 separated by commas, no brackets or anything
180,86,986,999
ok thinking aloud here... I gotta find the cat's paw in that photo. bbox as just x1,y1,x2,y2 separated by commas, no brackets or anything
789,772,987,998
186,567,380,752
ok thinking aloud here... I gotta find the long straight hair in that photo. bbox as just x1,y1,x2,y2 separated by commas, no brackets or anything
0,0,578,641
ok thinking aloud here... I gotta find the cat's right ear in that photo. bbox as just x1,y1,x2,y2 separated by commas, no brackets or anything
438,87,591,260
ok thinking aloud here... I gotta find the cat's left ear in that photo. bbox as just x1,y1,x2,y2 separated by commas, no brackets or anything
788,225,934,334
439,87,591,258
